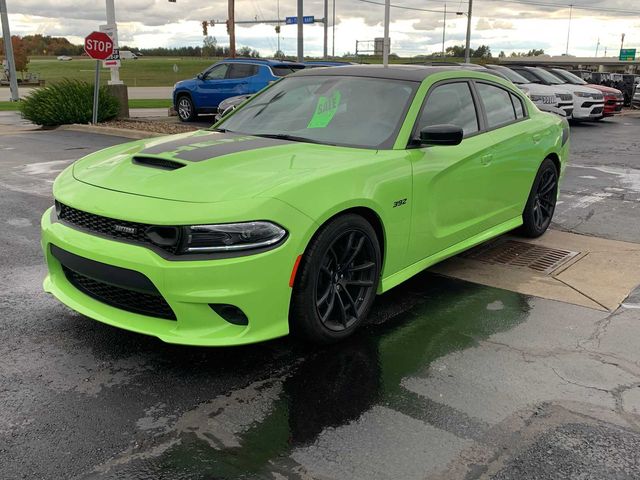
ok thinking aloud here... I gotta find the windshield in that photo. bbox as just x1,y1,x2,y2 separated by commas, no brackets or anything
490,67,530,84
552,69,587,85
271,65,305,77
217,75,417,149
532,68,565,85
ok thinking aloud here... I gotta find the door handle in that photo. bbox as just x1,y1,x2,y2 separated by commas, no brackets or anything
532,133,542,143
480,154,493,165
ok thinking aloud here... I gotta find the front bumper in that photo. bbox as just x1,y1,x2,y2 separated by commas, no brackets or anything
572,100,605,120
41,198,316,346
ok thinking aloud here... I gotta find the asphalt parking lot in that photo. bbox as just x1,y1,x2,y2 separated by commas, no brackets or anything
1,111,639,479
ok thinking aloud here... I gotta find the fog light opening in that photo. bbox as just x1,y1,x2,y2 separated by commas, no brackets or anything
209,304,248,326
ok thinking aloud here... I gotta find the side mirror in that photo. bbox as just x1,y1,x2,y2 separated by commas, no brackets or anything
197,73,204,80
418,124,464,146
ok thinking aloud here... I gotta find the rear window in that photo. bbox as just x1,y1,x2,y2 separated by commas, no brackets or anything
271,65,305,77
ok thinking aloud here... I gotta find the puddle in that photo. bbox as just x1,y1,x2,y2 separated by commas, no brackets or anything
90,274,531,479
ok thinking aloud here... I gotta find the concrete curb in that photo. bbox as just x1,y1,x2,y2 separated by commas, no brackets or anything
57,124,162,139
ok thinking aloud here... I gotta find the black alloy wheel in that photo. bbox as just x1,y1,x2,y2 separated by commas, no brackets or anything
290,214,381,344
521,158,558,238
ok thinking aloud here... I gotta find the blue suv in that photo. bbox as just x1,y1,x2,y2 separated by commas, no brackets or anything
173,58,305,122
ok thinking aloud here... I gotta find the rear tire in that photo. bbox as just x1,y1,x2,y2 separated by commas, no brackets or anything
520,158,559,238
290,214,381,344
177,95,197,122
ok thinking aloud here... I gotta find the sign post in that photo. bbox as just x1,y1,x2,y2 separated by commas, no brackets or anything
84,31,114,124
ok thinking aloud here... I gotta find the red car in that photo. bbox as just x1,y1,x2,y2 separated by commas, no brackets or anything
548,68,624,118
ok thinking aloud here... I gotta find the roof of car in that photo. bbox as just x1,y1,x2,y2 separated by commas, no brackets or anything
220,57,304,66
292,64,471,82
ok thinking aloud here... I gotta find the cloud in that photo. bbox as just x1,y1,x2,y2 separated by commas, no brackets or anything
476,18,515,30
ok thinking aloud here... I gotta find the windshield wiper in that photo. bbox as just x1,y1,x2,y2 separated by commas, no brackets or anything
253,133,329,145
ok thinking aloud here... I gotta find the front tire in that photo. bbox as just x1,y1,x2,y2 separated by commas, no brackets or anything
290,214,381,344
520,158,559,238
177,95,197,122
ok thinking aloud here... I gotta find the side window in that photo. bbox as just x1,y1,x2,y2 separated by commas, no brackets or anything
227,64,258,79
416,82,479,137
476,83,517,128
510,92,525,119
203,64,229,80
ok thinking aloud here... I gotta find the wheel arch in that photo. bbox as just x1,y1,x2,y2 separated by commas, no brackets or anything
175,90,195,108
545,151,561,174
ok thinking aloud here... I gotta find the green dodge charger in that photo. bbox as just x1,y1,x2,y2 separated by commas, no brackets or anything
41,65,569,345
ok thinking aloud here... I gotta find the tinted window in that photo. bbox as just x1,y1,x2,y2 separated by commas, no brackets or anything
513,68,538,83
477,83,517,128
272,65,305,77
417,82,479,136
510,92,525,118
219,75,417,149
227,63,258,79
203,64,229,80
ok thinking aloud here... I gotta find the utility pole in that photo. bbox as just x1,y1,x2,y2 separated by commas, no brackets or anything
382,0,390,66
442,3,446,58
297,0,303,61
620,33,625,52
105,0,122,84
0,0,18,101
565,4,573,55
595,37,600,57
323,0,328,58
464,0,472,63
228,0,236,57
332,0,336,57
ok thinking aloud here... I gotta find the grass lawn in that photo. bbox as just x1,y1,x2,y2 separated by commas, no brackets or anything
0,98,173,111
26,57,222,87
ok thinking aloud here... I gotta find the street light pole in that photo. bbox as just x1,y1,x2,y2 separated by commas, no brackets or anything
442,3,446,58
0,0,18,101
565,4,573,55
332,0,336,57
297,0,303,62
464,0,472,63
323,0,328,58
382,0,390,67
105,0,122,84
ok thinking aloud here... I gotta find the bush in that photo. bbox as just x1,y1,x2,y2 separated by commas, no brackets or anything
19,79,119,126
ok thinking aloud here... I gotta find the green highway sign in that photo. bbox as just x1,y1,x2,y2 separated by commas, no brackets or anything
619,48,636,61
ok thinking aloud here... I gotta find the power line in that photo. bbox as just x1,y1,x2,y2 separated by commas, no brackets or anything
357,0,447,14
481,0,640,15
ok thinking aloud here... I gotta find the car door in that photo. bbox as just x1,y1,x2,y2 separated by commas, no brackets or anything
473,81,540,223
224,63,260,97
406,80,498,264
195,63,230,109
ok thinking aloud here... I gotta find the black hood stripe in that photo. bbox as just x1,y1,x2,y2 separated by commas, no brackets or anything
140,132,291,162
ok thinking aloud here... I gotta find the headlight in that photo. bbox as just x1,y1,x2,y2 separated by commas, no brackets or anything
181,221,287,253
574,91,599,98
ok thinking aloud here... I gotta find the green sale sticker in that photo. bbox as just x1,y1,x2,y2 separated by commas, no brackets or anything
308,91,341,129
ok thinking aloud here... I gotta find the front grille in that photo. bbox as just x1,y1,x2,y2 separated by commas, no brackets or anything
591,107,603,114
62,266,176,320
557,93,572,101
57,202,180,254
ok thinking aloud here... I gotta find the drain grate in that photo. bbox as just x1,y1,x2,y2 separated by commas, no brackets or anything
462,239,580,275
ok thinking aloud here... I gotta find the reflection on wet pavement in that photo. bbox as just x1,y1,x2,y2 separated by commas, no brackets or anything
88,274,533,479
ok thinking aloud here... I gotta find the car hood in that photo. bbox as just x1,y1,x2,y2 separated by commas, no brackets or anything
553,84,602,95
521,83,558,96
73,130,375,204
585,84,622,95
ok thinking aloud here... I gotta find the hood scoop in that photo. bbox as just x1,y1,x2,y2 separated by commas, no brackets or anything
132,156,186,171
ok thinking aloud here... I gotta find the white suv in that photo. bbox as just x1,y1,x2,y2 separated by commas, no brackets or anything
509,66,605,120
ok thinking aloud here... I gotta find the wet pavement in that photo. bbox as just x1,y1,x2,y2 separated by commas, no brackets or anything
1,114,639,479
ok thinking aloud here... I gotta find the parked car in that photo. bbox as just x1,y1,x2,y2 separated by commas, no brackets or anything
508,66,604,121
214,94,252,122
485,65,570,117
57,56,72,61
42,66,569,345
546,68,623,118
173,58,305,122
633,84,640,108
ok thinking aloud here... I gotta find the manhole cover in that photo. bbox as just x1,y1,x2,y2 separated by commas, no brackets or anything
462,239,580,275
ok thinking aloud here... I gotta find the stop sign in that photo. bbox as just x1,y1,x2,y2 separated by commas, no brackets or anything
84,31,114,60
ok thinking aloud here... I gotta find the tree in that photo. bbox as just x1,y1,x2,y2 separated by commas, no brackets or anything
525,48,545,57
472,44,492,58
499,50,506,58
202,36,217,57
273,49,285,59
445,45,466,57
11,37,29,79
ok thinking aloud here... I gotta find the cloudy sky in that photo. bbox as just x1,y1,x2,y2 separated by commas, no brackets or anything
6,0,640,58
